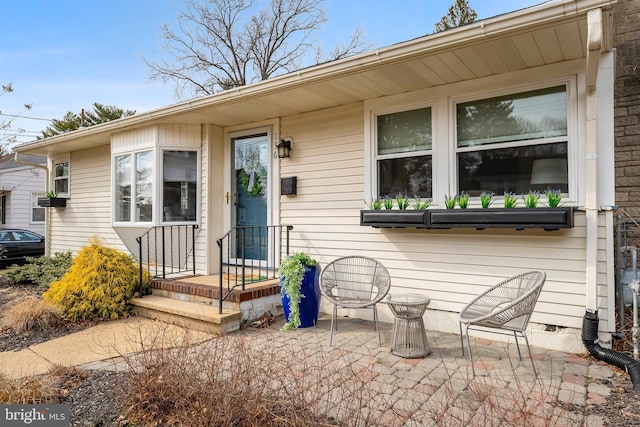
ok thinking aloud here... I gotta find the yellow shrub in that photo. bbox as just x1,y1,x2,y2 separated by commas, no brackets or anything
44,238,149,321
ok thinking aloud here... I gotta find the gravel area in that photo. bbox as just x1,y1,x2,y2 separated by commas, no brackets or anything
3,281,640,426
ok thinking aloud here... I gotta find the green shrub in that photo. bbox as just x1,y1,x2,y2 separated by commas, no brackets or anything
43,238,148,321
3,252,73,289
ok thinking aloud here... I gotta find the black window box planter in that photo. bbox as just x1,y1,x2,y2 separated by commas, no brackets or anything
37,197,67,208
361,207,573,230
359,210,428,228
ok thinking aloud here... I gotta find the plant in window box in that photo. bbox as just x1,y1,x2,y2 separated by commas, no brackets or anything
383,196,394,210
444,194,457,209
503,192,518,208
413,195,432,210
360,196,429,227
522,190,541,208
38,191,66,208
279,252,321,330
396,193,410,210
545,189,563,207
365,198,383,210
457,192,470,209
480,192,494,209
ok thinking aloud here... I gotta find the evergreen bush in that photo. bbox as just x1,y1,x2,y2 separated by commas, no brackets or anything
3,252,73,289
43,238,148,320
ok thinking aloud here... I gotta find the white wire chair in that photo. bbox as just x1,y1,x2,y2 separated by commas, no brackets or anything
320,256,391,346
459,270,546,377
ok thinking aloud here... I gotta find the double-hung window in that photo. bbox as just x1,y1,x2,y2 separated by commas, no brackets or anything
31,193,45,223
115,150,153,223
456,85,569,197
53,160,69,196
375,106,433,199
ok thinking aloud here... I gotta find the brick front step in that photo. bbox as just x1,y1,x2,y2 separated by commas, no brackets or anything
131,276,283,332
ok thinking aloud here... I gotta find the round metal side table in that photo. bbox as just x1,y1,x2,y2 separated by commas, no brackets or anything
387,294,431,358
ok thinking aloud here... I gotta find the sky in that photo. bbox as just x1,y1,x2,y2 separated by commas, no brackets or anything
1,0,544,148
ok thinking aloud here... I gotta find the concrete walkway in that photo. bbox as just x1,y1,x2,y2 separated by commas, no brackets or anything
0,314,615,426
0,317,214,379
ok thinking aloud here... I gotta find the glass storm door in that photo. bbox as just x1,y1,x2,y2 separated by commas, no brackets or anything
231,133,269,264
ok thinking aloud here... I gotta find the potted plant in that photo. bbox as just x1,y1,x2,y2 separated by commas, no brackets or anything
279,252,321,330
37,191,67,208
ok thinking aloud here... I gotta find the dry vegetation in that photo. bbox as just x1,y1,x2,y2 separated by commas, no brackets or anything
0,296,63,334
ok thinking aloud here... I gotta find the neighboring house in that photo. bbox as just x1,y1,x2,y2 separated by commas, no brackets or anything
0,153,46,235
14,0,620,353
614,0,640,219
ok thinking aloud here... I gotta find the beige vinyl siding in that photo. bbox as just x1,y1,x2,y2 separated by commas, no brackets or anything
49,144,123,254
112,126,156,153
280,102,611,334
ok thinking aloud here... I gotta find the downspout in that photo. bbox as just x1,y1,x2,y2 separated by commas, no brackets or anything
14,152,51,256
581,8,640,390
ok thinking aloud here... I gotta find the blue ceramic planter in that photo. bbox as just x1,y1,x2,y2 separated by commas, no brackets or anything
281,264,321,328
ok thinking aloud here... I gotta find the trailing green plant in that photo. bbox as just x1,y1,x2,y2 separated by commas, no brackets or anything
382,196,394,210
444,194,456,209
503,192,518,208
43,238,149,321
44,191,58,198
396,193,410,210
413,195,432,210
522,190,541,208
457,192,469,209
3,251,73,289
480,191,494,209
365,198,382,210
278,252,318,330
545,189,563,207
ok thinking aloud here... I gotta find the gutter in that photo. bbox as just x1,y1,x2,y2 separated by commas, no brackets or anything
12,0,616,155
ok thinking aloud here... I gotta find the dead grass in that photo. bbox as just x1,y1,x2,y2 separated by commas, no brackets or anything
120,329,388,426
0,296,63,334
0,365,87,404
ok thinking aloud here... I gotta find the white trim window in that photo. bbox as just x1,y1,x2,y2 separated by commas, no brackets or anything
455,85,569,197
31,193,45,223
114,150,153,223
53,158,70,196
113,149,199,225
162,150,198,222
374,106,433,199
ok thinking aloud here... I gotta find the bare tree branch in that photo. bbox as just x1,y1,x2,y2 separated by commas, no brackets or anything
144,0,370,99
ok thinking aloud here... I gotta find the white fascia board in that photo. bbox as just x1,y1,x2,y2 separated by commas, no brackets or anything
14,0,616,155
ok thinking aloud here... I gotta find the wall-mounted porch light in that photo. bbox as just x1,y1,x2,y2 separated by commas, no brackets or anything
274,138,292,159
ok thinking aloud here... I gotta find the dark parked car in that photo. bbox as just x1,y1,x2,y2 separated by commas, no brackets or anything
0,229,45,266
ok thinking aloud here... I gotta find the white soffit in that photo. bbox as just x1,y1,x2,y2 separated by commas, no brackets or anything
14,0,615,156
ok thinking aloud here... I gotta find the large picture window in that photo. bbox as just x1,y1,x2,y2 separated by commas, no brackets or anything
114,149,199,224
163,151,197,222
376,107,432,198
456,85,568,196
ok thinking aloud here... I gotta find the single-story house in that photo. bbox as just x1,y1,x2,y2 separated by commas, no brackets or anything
14,0,619,353
0,153,46,235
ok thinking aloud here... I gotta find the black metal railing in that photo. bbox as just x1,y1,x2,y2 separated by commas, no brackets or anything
216,225,292,313
137,225,199,293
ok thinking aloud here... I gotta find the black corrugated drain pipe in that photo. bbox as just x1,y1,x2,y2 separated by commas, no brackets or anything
583,310,640,391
